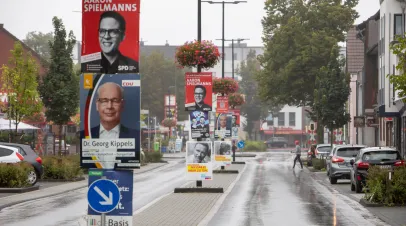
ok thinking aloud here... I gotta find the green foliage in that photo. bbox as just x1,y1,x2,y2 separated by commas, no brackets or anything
312,158,326,170
38,17,78,154
365,166,406,205
1,42,43,136
257,0,358,107
387,35,406,100
0,162,31,188
140,51,187,121
42,156,83,180
312,46,351,130
23,31,53,62
244,140,267,152
144,151,163,163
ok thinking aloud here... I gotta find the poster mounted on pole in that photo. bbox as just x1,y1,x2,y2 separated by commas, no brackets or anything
189,111,210,139
79,73,141,169
214,140,232,165
184,72,212,111
81,0,140,73
214,113,232,138
216,95,228,113
185,141,213,180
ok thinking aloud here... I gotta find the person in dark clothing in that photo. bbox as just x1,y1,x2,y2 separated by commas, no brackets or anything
293,140,303,169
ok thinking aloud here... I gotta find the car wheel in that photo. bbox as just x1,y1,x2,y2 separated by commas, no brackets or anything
351,181,355,191
355,181,362,193
27,169,38,186
329,175,337,184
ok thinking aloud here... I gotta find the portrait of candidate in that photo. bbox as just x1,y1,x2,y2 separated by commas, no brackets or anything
193,85,211,111
218,142,231,155
187,142,211,163
217,114,229,130
82,82,138,169
97,11,139,74
231,115,239,127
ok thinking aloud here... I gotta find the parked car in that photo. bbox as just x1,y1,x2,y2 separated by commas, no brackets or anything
315,144,333,159
264,137,288,148
0,142,43,185
349,147,404,193
326,144,366,184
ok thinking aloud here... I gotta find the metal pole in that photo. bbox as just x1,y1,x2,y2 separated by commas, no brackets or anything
221,1,225,78
154,117,157,142
101,175,106,226
198,0,202,73
231,39,234,79
148,111,150,151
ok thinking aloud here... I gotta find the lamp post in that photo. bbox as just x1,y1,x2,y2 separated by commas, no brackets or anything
216,38,249,79
202,1,247,78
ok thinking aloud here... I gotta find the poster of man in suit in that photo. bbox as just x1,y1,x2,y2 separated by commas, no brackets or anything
184,72,212,111
80,73,140,169
189,111,210,139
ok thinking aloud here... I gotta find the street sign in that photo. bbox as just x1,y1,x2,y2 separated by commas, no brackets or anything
237,140,245,148
88,179,120,213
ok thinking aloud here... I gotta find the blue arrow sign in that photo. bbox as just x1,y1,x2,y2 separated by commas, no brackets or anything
88,179,120,213
237,140,245,148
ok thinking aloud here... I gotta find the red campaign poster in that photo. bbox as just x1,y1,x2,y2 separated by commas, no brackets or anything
229,109,240,127
81,0,140,74
216,95,229,113
185,72,212,111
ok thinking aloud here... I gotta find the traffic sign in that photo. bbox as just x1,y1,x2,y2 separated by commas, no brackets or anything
88,179,120,213
237,140,245,148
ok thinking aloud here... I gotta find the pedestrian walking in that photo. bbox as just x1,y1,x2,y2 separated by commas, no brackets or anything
293,140,303,169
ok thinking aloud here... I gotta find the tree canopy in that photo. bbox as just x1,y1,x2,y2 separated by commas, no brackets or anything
387,35,406,100
23,31,53,62
140,51,188,121
257,0,358,107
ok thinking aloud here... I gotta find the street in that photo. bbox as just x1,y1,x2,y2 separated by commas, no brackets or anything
208,151,389,226
0,159,187,226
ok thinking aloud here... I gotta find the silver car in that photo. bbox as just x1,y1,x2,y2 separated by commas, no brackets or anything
326,144,366,184
315,144,333,159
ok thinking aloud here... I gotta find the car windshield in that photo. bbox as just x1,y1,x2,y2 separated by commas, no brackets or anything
336,147,362,157
362,151,399,161
318,146,332,153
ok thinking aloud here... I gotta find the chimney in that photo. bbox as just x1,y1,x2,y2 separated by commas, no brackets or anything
0,24,3,29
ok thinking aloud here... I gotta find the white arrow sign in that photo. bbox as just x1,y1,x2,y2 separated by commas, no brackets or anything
94,186,113,205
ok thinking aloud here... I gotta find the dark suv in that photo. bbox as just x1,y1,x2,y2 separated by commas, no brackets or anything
264,137,288,148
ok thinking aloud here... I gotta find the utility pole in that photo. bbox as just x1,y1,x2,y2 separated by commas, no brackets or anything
216,38,249,79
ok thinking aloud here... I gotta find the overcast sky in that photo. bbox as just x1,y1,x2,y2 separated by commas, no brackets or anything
1,0,380,47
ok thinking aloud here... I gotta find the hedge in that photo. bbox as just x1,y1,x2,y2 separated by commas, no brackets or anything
42,156,83,180
312,158,327,170
244,141,267,152
0,162,31,188
144,151,163,163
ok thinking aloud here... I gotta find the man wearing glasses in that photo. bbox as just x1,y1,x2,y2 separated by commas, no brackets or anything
85,82,138,169
86,11,139,74
189,85,211,111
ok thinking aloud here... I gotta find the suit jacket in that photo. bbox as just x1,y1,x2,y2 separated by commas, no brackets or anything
81,52,139,74
186,102,211,111
80,124,139,169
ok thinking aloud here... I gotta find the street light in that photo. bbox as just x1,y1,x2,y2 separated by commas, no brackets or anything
203,1,247,78
216,38,249,79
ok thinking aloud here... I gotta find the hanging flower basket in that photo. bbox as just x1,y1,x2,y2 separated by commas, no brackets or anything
175,40,221,70
161,118,177,128
228,93,245,108
213,78,238,94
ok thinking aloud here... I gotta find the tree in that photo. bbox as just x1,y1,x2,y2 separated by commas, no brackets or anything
387,35,406,99
311,46,351,145
23,31,53,62
140,51,188,121
38,17,78,155
237,49,282,139
0,42,42,140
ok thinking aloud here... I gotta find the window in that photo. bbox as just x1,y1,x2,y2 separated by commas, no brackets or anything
394,14,403,36
67,125,77,133
266,114,274,126
0,148,13,157
289,112,296,126
278,112,285,126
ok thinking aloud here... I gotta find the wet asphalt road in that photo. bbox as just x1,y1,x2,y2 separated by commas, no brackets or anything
208,151,389,226
0,159,187,226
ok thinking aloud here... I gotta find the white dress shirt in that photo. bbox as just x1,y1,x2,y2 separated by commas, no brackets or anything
99,124,120,169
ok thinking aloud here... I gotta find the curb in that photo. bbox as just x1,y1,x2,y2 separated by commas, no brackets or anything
213,169,239,174
359,198,384,207
0,185,39,194
174,187,224,193
0,162,169,211
38,177,86,182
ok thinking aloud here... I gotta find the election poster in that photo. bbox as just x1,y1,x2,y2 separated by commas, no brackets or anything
216,95,229,113
87,169,133,225
189,111,210,139
229,109,240,138
186,141,213,180
214,140,232,165
214,113,232,138
80,73,141,169
185,72,212,111
81,0,140,73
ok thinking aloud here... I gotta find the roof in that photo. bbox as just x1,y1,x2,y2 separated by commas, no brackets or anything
361,147,397,152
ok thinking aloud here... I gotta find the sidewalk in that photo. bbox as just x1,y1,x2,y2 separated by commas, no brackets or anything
133,163,245,226
162,152,185,158
0,162,168,211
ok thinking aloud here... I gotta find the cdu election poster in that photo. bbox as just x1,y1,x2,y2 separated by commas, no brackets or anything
81,0,140,73
80,73,141,169
184,72,212,111
185,141,213,180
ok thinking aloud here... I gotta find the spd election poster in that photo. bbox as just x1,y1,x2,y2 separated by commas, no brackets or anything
185,141,213,180
216,95,229,113
81,0,140,74
184,72,212,111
